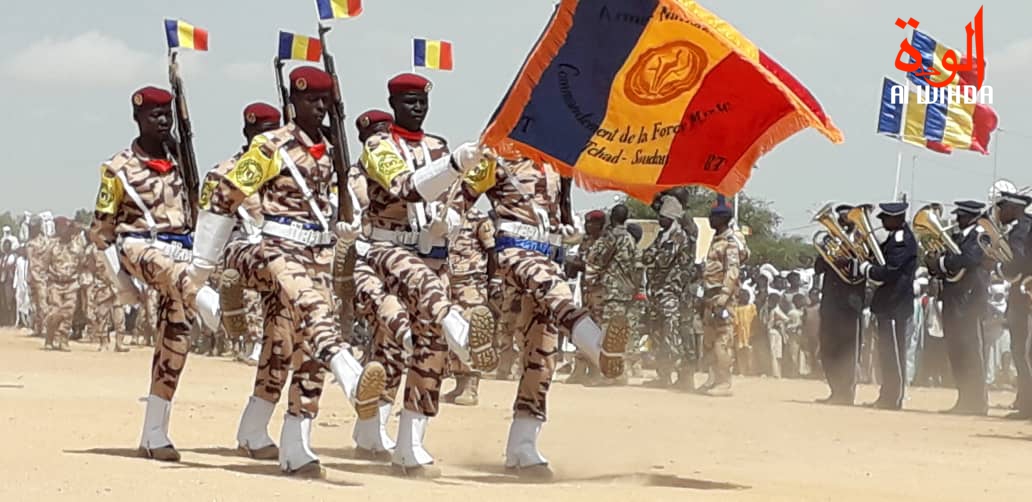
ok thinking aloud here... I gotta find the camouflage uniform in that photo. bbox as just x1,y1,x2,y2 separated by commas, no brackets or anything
89,142,208,402
493,280,524,380
701,227,744,393
78,237,97,342
25,234,56,335
677,212,701,381
642,222,692,383
86,244,128,351
586,223,640,350
44,235,85,350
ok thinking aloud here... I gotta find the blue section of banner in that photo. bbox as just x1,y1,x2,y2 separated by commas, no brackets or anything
164,19,180,49
877,77,903,136
413,38,427,68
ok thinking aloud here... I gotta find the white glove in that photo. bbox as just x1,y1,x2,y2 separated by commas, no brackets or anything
334,221,361,242
451,142,483,174
559,224,578,237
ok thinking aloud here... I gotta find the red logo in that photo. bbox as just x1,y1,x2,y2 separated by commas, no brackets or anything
892,5,985,89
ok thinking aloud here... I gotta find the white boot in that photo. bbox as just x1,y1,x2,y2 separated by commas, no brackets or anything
139,395,179,461
278,414,323,477
353,401,395,459
505,417,549,469
392,409,435,470
195,286,221,332
236,396,277,459
441,308,472,365
248,342,262,363
329,352,385,420
571,317,603,365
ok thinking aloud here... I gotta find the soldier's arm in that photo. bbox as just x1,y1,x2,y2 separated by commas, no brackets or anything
584,235,612,285
941,232,985,277
205,135,282,217
89,164,123,250
864,233,916,286
713,239,741,310
361,134,465,204
1003,220,1032,277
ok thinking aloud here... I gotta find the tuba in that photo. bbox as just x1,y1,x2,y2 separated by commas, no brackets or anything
975,209,1014,265
913,204,960,257
844,205,886,266
812,203,865,284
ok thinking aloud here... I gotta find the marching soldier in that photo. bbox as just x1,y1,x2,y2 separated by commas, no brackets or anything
857,202,917,410
25,215,56,336
44,218,84,351
86,242,129,352
995,191,1032,419
928,200,989,415
642,195,692,388
700,196,743,397
443,207,496,406
456,156,626,479
564,210,606,384
88,86,222,462
358,72,499,476
814,204,865,405
195,68,387,477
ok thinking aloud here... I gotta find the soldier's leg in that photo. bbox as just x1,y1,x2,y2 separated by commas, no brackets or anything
44,284,76,351
1006,306,1032,417
505,312,555,478
112,304,128,352
444,275,490,406
873,315,905,409
237,291,294,460
494,283,521,381
702,317,735,397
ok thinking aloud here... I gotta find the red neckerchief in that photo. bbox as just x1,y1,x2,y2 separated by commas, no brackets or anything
145,159,174,174
308,143,327,160
391,124,425,143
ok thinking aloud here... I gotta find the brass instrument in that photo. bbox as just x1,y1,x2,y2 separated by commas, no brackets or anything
844,205,886,266
913,204,961,256
811,203,865,284
975,209,1014,265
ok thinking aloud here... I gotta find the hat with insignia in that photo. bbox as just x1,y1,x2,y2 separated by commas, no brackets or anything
997,191,1032,207
242,102,281,126
355,109,393,131
131,86,173,109
710,195,733,216
289,66,332,93
951,199,986,215
585,210,606,222
388,73,432,96
876,201,908,218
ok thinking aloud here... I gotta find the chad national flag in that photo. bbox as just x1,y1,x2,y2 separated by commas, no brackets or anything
481,0,842,200
316,0,363,20
164,19,208,51
278,31,322,62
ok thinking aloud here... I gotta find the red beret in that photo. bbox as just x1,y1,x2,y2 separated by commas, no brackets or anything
388,73,432,96
585,210,606,221
132,86,173,109
355,109,393,131
289,66,333,93
243,102,281,126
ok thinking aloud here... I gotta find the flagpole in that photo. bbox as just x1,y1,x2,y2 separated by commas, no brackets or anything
993,127,1001,184
910,155,917,212
893,150,903,200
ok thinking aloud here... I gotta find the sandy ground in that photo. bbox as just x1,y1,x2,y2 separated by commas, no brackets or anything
1,328,1030,501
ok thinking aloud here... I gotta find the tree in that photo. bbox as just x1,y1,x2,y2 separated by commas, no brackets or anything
621,188,814,269
74,208,93,226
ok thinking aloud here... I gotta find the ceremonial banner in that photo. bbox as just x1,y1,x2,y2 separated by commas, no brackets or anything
316,0,362,21
481,0,842,200
278,31,322,62
164,19,208,51
414,38,454,71
877,77,952,154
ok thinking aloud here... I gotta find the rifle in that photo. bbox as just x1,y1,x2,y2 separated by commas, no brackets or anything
273,57,293,123
167,51,200,224
316,25,354,225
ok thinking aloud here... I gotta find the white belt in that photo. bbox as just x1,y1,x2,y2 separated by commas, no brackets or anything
499,220,563,247
120,237,192,262
261,220,333,246
369,228,421,246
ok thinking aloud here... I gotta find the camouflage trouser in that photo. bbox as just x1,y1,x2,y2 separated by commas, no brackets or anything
678,301,701,367
645,293,681,373
137,287,160,344
499,247,585,421
244,290,263,343
118,240,200,401
223,239,342,419
250,291,294,405
703,316,735,385
364,241,453,417
30,279,46,335
44,280,77,344
355,258,409,404
449,273,488,375
88,284,125,343
494,281,525,377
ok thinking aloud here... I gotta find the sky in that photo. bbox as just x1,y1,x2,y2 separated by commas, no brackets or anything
2,0,1030,235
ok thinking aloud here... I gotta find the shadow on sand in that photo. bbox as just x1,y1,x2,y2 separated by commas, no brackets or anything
452,464,749,490
973,433,1032,442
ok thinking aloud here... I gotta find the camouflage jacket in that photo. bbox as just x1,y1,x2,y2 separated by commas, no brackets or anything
449,209,495,277
586,224,641,301
47,237,85,284
703,227,742,312
360,131,450,233
201,148,264,230
643,223,691,299
90,141,192,249
25,236,56,284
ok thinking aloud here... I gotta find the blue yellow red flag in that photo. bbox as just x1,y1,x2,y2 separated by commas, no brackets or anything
413,38,454,71
316,0,362,21
480,0,842,200
278,32,322,62
164,19,208,51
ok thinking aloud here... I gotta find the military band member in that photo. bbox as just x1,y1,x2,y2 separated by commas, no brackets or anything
857,202,917,410
194,68,387,477
359,73,499,476
927,200,989,415
88,87,222,462
700,196,743,397
815,204,865,405
995,191,1032,419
